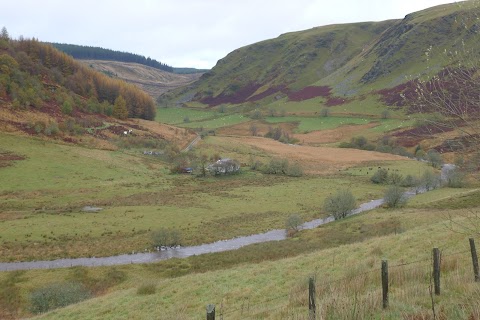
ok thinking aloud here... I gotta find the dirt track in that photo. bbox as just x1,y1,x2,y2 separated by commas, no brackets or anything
220,136,409,174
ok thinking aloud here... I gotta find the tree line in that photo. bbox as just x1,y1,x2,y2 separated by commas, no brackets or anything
0,30,155,120
51,43,173,73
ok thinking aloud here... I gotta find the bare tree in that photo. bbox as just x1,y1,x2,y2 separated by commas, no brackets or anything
410,3,480,154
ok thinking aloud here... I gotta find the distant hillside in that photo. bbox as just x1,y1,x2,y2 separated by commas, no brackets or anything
51,43,173,72
0,36,156,120
173,67,210,74
82,60,202,100
167,1,478,109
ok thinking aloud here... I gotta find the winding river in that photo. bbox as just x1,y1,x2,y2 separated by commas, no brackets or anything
0,165,453,272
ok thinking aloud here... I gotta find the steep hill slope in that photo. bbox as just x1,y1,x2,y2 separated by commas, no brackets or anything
170,20,395,106
167,1,478,108
82,60,202,100
0,36,195,149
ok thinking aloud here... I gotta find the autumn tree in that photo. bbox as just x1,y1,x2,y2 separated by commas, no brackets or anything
113,96,128,119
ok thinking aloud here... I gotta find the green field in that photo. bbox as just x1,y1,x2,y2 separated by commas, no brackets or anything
0,111,478,320
155,108,248,130
155,107,216,124
3,190,479,319
2,132,433,263
266,116,370,133
180,114,248,129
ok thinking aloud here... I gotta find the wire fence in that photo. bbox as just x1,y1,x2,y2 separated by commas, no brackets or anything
205,238,480,319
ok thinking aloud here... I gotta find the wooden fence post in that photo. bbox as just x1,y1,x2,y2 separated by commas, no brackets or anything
433,248,441,295
381,260,389,309
309,276,316,320
469,238,480,282
206,304,215,320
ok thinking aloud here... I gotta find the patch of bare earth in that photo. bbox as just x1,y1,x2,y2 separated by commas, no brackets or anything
220,136,408,174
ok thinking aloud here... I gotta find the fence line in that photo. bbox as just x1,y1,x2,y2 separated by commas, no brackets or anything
206,238,479,319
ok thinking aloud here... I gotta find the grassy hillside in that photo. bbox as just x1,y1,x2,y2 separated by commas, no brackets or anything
156,1,480,158
167,2,477,107
168,20,395,106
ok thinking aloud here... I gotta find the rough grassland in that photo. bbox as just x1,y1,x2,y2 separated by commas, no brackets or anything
0,132,430,262
22,204,480,320
214,136,410,174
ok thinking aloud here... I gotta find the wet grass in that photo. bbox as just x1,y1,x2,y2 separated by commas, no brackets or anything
5,132,432,262
3,205,478,319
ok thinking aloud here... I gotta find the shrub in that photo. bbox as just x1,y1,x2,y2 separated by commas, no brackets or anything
44,121,59,136
137,283,156,295
323,189,356,220
33,121,46,134
401,174,419,188
61,100,73,115
285,214,303,231
444,168,466,188
421,170,441,191
371,168,389,184
426,149,443,168
286,162,303,177
152,228,182,248
351,136,368,148
262,158,289,175
388,172,403,185
29,282,91,314
381,109,391,119
319,108,330,117
383,186,407,208
250,110,263,119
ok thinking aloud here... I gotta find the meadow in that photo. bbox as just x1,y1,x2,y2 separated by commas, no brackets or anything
0,107,477,319
0,131,433,263
1,185,479,319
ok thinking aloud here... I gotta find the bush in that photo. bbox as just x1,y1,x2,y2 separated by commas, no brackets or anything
401,174,419,188
250,110,263,119
319,108,330,117
323,189,356,220
137,283,156,295
262,158,289,175
44,121,59,136
29,282,91,314
61,100,73,115
444,168,466,188
426,149,443,168
286,162,303,177
285,214,303,231
152,228,182,248
371,168,389,184
388,172,403,185
383,186,407,208
421,170,441,191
